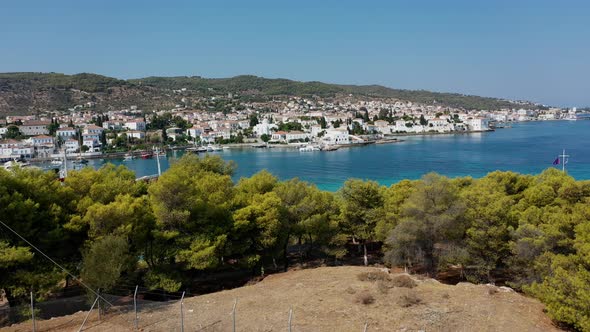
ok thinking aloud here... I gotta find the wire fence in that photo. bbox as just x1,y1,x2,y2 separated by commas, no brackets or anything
0,286,188,332
1,287,374,332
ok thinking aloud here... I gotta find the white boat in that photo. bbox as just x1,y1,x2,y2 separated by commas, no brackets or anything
123,154,134,161
299,145,321,152
206,144,223,152
4,160,32,170
50,158,63,165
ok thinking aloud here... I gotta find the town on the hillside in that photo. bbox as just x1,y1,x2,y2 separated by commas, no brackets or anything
0,94,584,161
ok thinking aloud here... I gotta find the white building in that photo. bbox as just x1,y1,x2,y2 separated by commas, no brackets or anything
83,125,105,136
285,131,310,141
64,139,79,153
322,128,350,145
56,127,77,139
19,121,50,136
126,131,145,140
253,118,277,136
465,118,490,131
124,119,146,131
31,135,54,147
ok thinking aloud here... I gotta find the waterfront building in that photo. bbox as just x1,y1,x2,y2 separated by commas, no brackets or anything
323,128,350,145
253,118,277,136
465,118,491,131
64,139,79,153
19,120,50,136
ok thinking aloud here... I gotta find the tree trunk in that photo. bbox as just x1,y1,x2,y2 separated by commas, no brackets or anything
363,243,368,266
283,235,290,272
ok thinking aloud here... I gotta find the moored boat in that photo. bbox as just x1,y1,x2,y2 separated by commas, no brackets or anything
299,145,321,152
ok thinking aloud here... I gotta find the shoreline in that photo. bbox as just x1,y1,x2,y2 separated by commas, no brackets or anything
29,129,496,162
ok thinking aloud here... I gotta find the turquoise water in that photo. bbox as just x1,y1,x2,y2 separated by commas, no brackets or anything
90,121,590,191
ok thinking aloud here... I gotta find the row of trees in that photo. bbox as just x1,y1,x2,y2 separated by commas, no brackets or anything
0,157,588,330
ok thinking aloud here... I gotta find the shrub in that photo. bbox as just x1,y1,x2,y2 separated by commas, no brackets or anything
391,275,417,288
355,291,375,305
398,292,422,307
357,271,390,282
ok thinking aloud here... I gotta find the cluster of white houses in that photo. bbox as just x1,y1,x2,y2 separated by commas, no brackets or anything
0,111,495,161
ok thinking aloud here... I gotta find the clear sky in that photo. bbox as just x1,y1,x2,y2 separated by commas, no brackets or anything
1,0,588,106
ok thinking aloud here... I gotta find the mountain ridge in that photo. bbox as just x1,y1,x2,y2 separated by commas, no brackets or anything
0,72,541,115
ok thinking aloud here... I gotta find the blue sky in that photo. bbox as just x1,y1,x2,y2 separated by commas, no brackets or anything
1,0,588,106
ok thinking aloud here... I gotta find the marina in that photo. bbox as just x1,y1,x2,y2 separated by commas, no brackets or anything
31,120,590,191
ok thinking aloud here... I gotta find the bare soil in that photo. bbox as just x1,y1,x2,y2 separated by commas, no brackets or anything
1,266,561,332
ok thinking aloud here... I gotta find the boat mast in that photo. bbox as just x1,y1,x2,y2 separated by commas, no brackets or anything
63,148,68,178
559,149,569,173
155,146,162,176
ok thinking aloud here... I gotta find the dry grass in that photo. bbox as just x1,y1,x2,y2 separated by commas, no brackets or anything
4,266,563,332
355,291,375,305
398,291,422,307
357,271,390,282
376,280,391,294
391,275,417,288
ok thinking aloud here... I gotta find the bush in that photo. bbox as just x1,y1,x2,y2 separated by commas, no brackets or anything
81,235,131,292
357,271,390,282
391,275,417,288
398,291,422,307
355,291,375,305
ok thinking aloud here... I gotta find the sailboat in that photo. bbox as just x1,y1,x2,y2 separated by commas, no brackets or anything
74,145,88,164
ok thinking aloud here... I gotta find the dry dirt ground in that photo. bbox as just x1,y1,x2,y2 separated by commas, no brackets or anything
1,266,562,332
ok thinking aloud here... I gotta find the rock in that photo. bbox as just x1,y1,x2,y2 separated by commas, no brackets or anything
498,286,515,293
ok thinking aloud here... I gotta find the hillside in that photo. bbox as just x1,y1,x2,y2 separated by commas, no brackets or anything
0,72,540,115
1,266,561,332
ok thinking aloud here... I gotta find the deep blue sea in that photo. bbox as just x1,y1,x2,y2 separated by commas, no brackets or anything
88,121,590,191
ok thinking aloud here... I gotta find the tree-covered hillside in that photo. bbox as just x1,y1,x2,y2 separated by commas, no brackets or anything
0,72,541,115
1,156,589,330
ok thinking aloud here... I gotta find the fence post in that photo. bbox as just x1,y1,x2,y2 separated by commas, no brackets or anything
97,289,101,321
232,298,238,332
288,307,293,332
180,291,185,332
77,296,99,332
30,291,36,332
133,285,139,330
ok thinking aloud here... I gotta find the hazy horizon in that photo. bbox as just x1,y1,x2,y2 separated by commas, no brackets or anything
1,0,589,107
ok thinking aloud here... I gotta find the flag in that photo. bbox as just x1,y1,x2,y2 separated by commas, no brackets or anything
553,157,559,165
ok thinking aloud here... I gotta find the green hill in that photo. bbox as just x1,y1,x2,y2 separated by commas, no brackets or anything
0,72,540,115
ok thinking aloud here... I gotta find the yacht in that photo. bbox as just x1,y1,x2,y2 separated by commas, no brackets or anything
207,144,223,152
4,160,32,170
299,145,321,152
50,158,63,165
